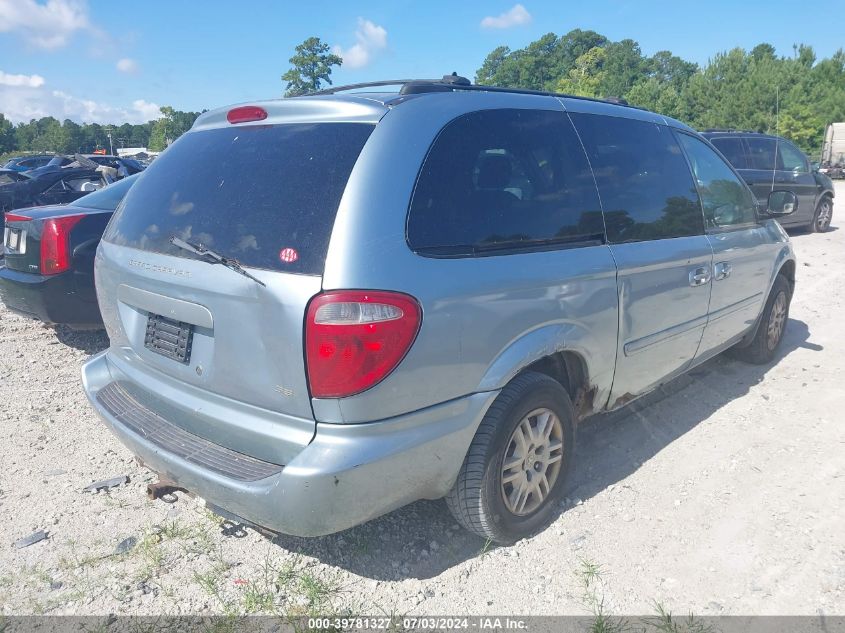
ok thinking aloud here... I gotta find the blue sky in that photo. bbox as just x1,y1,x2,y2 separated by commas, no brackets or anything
1,0,841,124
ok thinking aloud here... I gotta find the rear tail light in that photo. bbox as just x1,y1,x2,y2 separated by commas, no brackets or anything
305,290,422,398
40,215,84,275
4,213,32,222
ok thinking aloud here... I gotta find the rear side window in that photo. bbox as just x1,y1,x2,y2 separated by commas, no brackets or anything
65,176,103,192
408,109,604,255
104,123,373,274
571,113,703,242
709,137,748,169
745,137,777,170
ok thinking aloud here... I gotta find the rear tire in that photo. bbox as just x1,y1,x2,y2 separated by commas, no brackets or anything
732,275,791,365
446,371,575,543
810,195,833,233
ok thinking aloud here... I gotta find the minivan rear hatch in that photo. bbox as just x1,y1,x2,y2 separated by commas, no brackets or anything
98,114,376,458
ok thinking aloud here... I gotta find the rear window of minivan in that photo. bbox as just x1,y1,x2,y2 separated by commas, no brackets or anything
103,123,374,275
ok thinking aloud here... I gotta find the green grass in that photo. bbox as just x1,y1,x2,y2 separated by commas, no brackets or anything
191,551,347,619
575,558,630,633
574,558,718,633
644,602,716,633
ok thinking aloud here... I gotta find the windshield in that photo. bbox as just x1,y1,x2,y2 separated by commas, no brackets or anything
70,174,138,211
103,122,374,275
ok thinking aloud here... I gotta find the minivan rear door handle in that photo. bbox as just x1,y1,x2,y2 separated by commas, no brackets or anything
714,261,732,280
689,266,711,287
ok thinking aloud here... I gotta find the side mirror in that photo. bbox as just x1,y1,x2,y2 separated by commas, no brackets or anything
766,190,797,216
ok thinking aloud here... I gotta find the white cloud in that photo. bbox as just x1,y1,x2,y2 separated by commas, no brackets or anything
116,57,139,74
480,4,532,29
0,76,161,124
332,18,388,69
0,70,45,88
0,0,91,49
131,99,161,121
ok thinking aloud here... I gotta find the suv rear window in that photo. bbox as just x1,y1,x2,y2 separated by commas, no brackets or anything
104,123,374,274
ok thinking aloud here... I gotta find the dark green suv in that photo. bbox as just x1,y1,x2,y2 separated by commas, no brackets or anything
701,130,834,232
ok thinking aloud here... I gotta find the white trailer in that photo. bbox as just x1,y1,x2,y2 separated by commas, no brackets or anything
821,122,845,165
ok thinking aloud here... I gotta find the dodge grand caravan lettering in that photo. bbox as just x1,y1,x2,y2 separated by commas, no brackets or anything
82,76,798,543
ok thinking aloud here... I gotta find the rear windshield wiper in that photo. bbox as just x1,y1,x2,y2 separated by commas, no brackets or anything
169,236,266,287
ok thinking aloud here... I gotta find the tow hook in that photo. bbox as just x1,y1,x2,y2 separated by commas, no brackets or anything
146,478,187,504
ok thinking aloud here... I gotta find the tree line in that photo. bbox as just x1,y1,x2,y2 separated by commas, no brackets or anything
0,106,201,158
281,31,844,156
476,29,845,155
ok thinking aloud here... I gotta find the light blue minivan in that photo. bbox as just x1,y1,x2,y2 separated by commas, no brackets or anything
81,75,798,543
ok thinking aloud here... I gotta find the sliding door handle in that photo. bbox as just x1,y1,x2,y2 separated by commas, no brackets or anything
714,261,732,280
689,266,711,287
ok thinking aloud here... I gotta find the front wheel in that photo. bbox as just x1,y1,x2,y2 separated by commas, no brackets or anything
810,196,833,233
446,371,575,543
732,275,791,365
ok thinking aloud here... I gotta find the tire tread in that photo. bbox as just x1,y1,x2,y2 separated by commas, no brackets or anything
732,274,791,365
446,372,573,542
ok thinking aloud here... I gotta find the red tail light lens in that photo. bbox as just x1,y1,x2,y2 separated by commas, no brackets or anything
4,213,32,222
305,290,422,398
227,106,268,124
40,215,84,275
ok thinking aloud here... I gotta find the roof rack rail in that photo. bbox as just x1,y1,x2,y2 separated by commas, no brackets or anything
702,128,759,134
305,73,632,107
309,79,439,96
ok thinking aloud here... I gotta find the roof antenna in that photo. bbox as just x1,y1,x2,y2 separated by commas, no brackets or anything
771,86,779,193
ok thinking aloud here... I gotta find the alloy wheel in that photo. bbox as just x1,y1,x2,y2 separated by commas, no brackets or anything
767,291,787,351
816,200,832,231
500,408,564,516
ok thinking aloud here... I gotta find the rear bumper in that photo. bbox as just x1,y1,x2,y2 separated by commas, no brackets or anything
0,265,102,327
81,350,497,537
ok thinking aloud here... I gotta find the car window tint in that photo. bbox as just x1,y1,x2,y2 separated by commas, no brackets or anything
104,123,374,275
570,113,703,242
779,142,808,173
677,133,757,229
709,137,748,169
745,137,778,170
408,109,604,255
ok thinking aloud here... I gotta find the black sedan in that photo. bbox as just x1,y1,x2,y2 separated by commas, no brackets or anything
0,174,137,328
0,167,110,213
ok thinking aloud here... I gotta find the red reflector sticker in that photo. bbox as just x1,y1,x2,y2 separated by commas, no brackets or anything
279,247,299,263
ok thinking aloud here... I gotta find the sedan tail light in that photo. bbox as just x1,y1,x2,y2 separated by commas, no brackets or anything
41,215,84,275
4,213,32,222
305,290,422,398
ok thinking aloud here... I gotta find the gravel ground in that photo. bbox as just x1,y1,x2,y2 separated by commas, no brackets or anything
1,183,844,617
